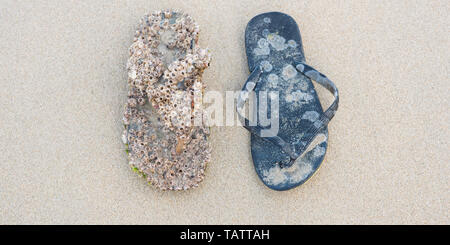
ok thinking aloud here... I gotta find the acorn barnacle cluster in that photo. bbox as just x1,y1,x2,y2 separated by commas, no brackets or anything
122,10,211,191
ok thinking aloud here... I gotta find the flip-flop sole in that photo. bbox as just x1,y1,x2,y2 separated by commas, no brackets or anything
245,12,328,191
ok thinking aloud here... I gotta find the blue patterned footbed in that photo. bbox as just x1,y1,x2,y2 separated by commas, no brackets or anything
243,12,329,191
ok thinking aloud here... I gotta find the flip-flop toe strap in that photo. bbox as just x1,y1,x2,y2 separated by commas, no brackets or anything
236,62,339,167
295,62,339,123
285,62,339,166
236,65,298,157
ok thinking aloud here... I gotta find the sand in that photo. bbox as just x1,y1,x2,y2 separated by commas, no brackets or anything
0,0,448,224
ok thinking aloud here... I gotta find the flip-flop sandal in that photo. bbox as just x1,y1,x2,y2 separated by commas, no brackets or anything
122,10,211,190
237,12,339,191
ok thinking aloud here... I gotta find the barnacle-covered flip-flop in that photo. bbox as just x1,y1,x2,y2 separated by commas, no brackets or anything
122,10,211,190
237,12,339,191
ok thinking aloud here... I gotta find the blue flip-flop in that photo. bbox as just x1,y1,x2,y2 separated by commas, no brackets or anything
237,12,339,191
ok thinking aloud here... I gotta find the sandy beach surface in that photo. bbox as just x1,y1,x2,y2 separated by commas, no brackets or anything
0,0,448,224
